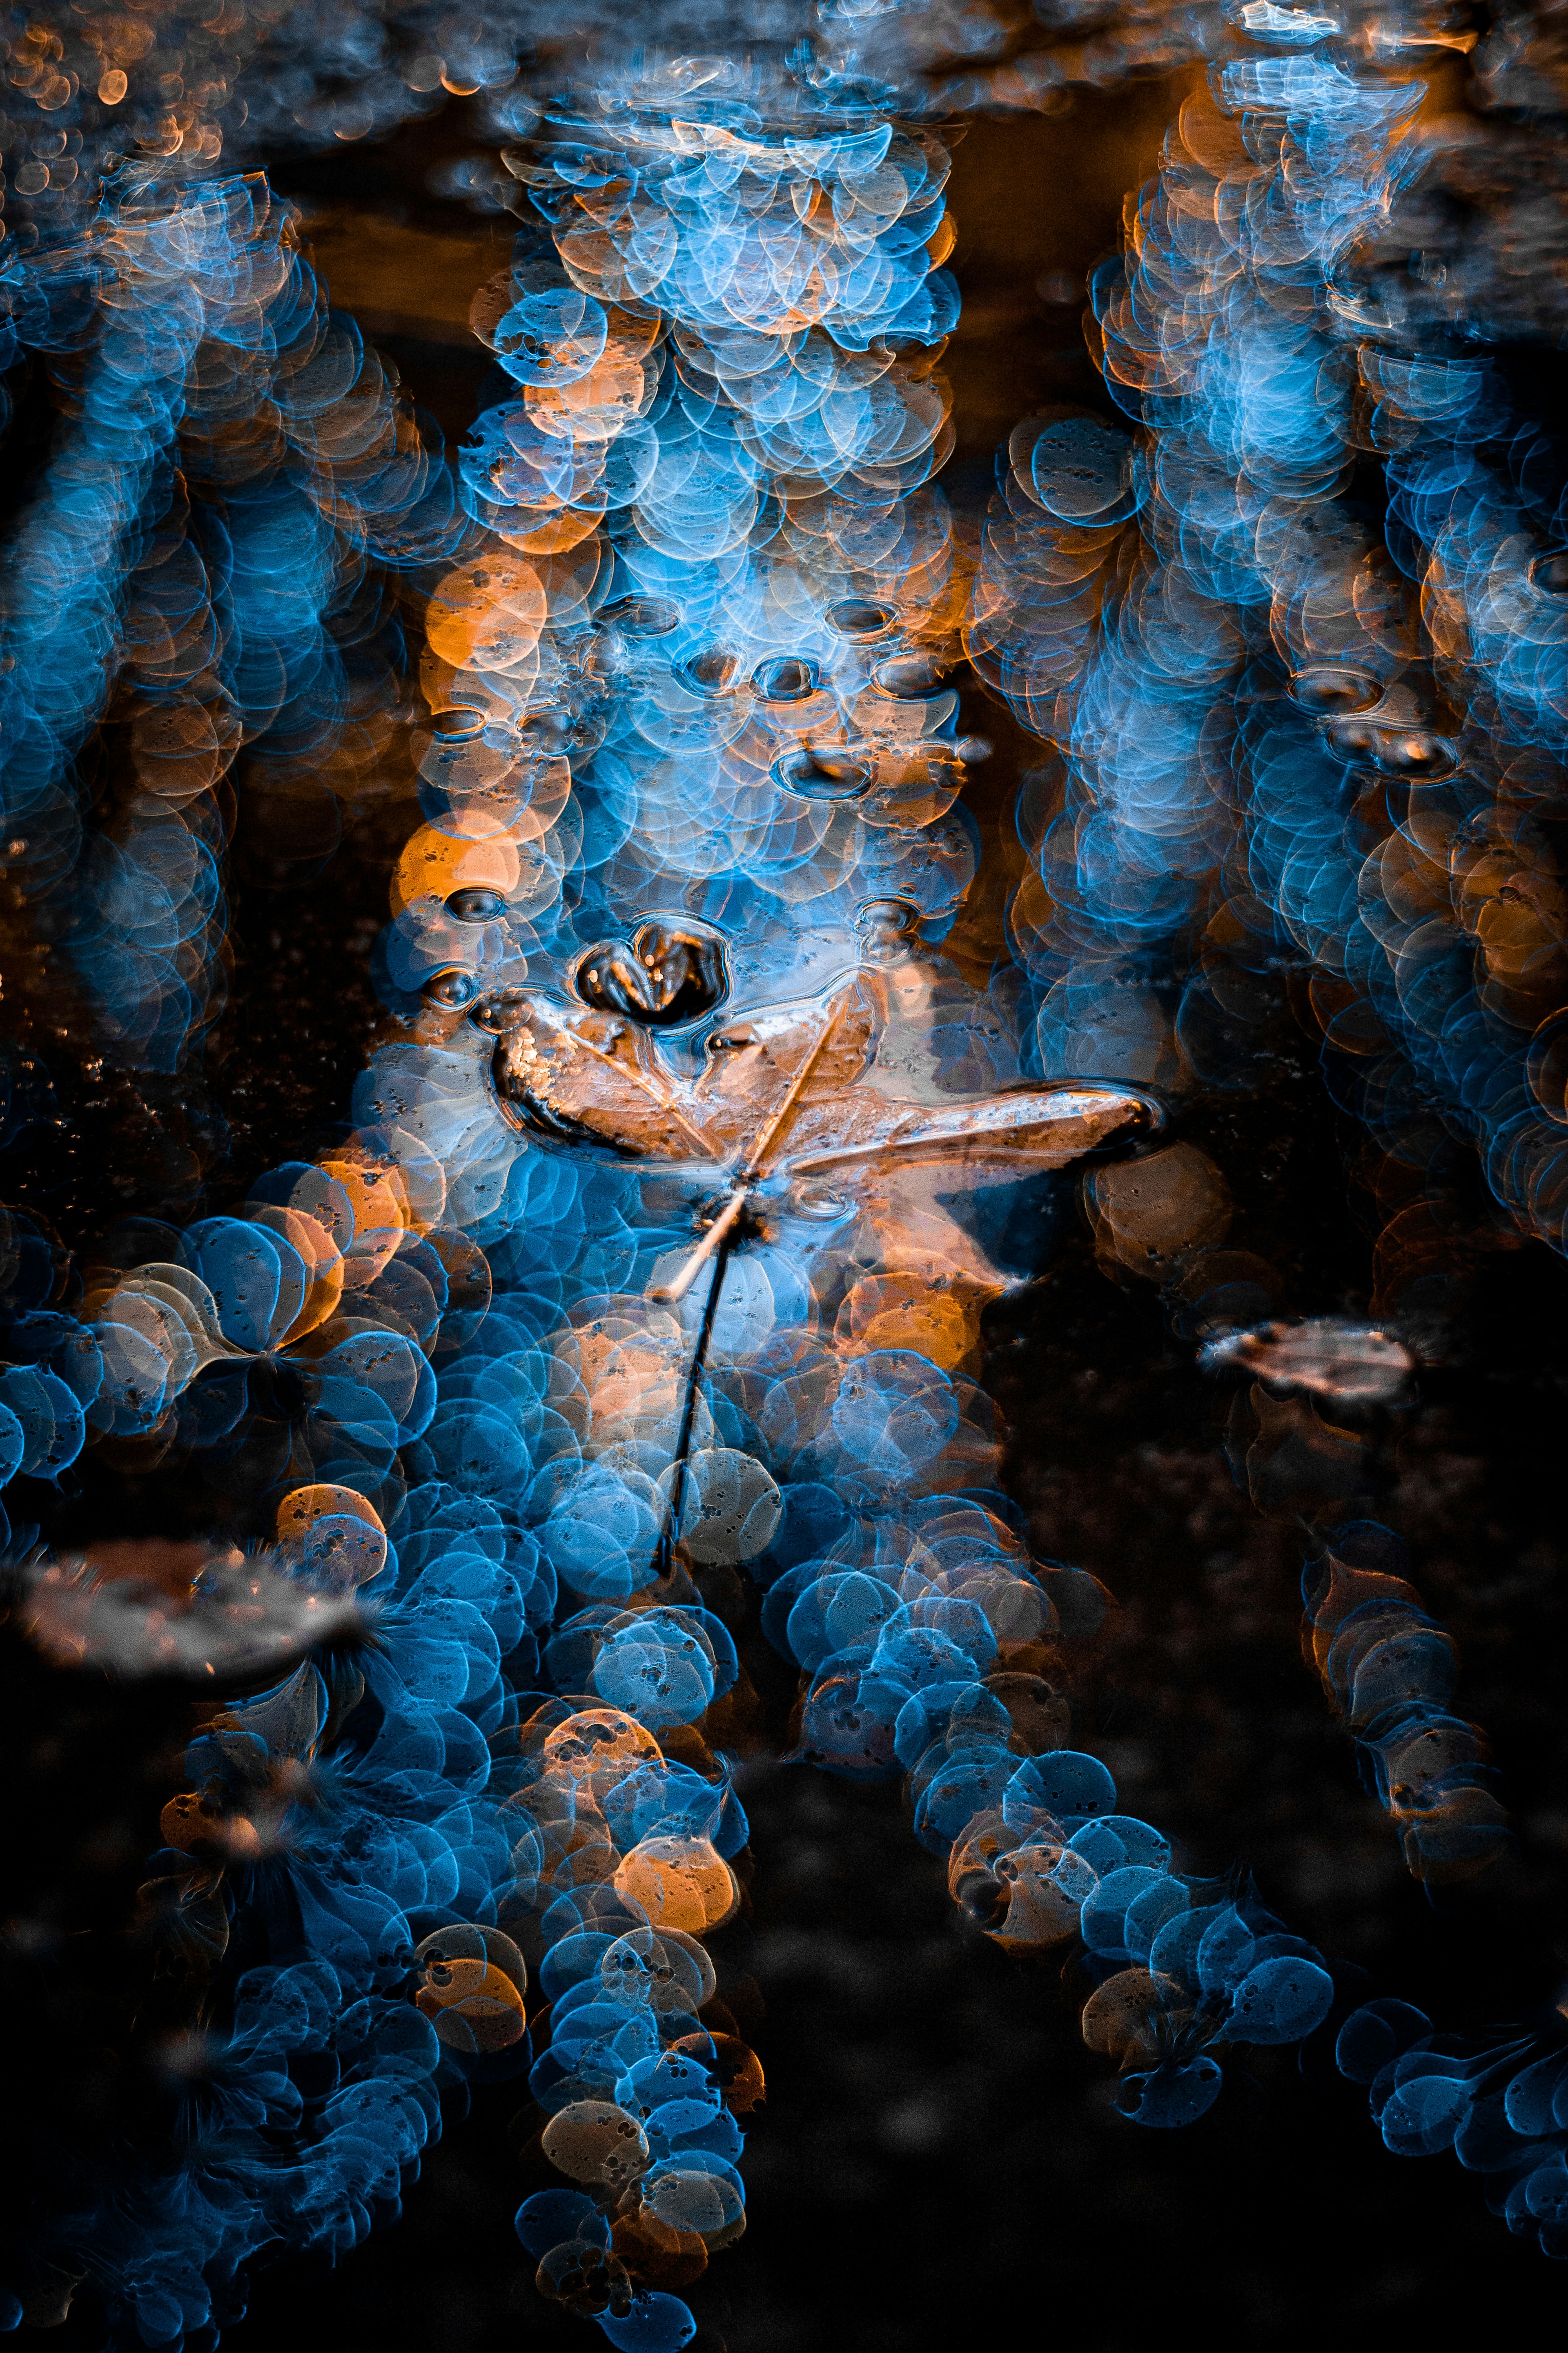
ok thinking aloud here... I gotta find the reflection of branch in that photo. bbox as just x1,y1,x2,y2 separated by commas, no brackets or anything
648,1188,749,1306
654,1231,731,1577
646,995,856,1560
647,989,851,1305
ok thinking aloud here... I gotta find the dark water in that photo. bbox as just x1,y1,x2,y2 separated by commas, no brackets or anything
4,72,1565,2353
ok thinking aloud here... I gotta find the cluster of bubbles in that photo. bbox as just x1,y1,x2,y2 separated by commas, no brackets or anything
745,1381,1359,2142
957,8,1568,2262
497,1702,764,2339
0,168,459,1089
0,0,529,245
0,65,1210,2343
1335,1997,1568,2255
388,44,1568,2318
0,1132,762,2343
735,1283,1568,2226
0,1209,101,1532
955,1769,1341,2131
368,91,996,1013
1071,1127,1531,2247
0,1138,485,1543
13,0,1542,257
2,1140,526,2337
1063,1120,1509,1896
129,1668,766,2349
1303,1521,1510,1887
299,95,1018,2345
7,3,1568,2337
355,87,1013,1335
966,38,1568,1330
0,2,1257,252
965,2,1568,1892
737,1311,1564,2220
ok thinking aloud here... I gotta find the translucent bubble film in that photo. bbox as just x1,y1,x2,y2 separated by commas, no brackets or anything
1,4,1566,2347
